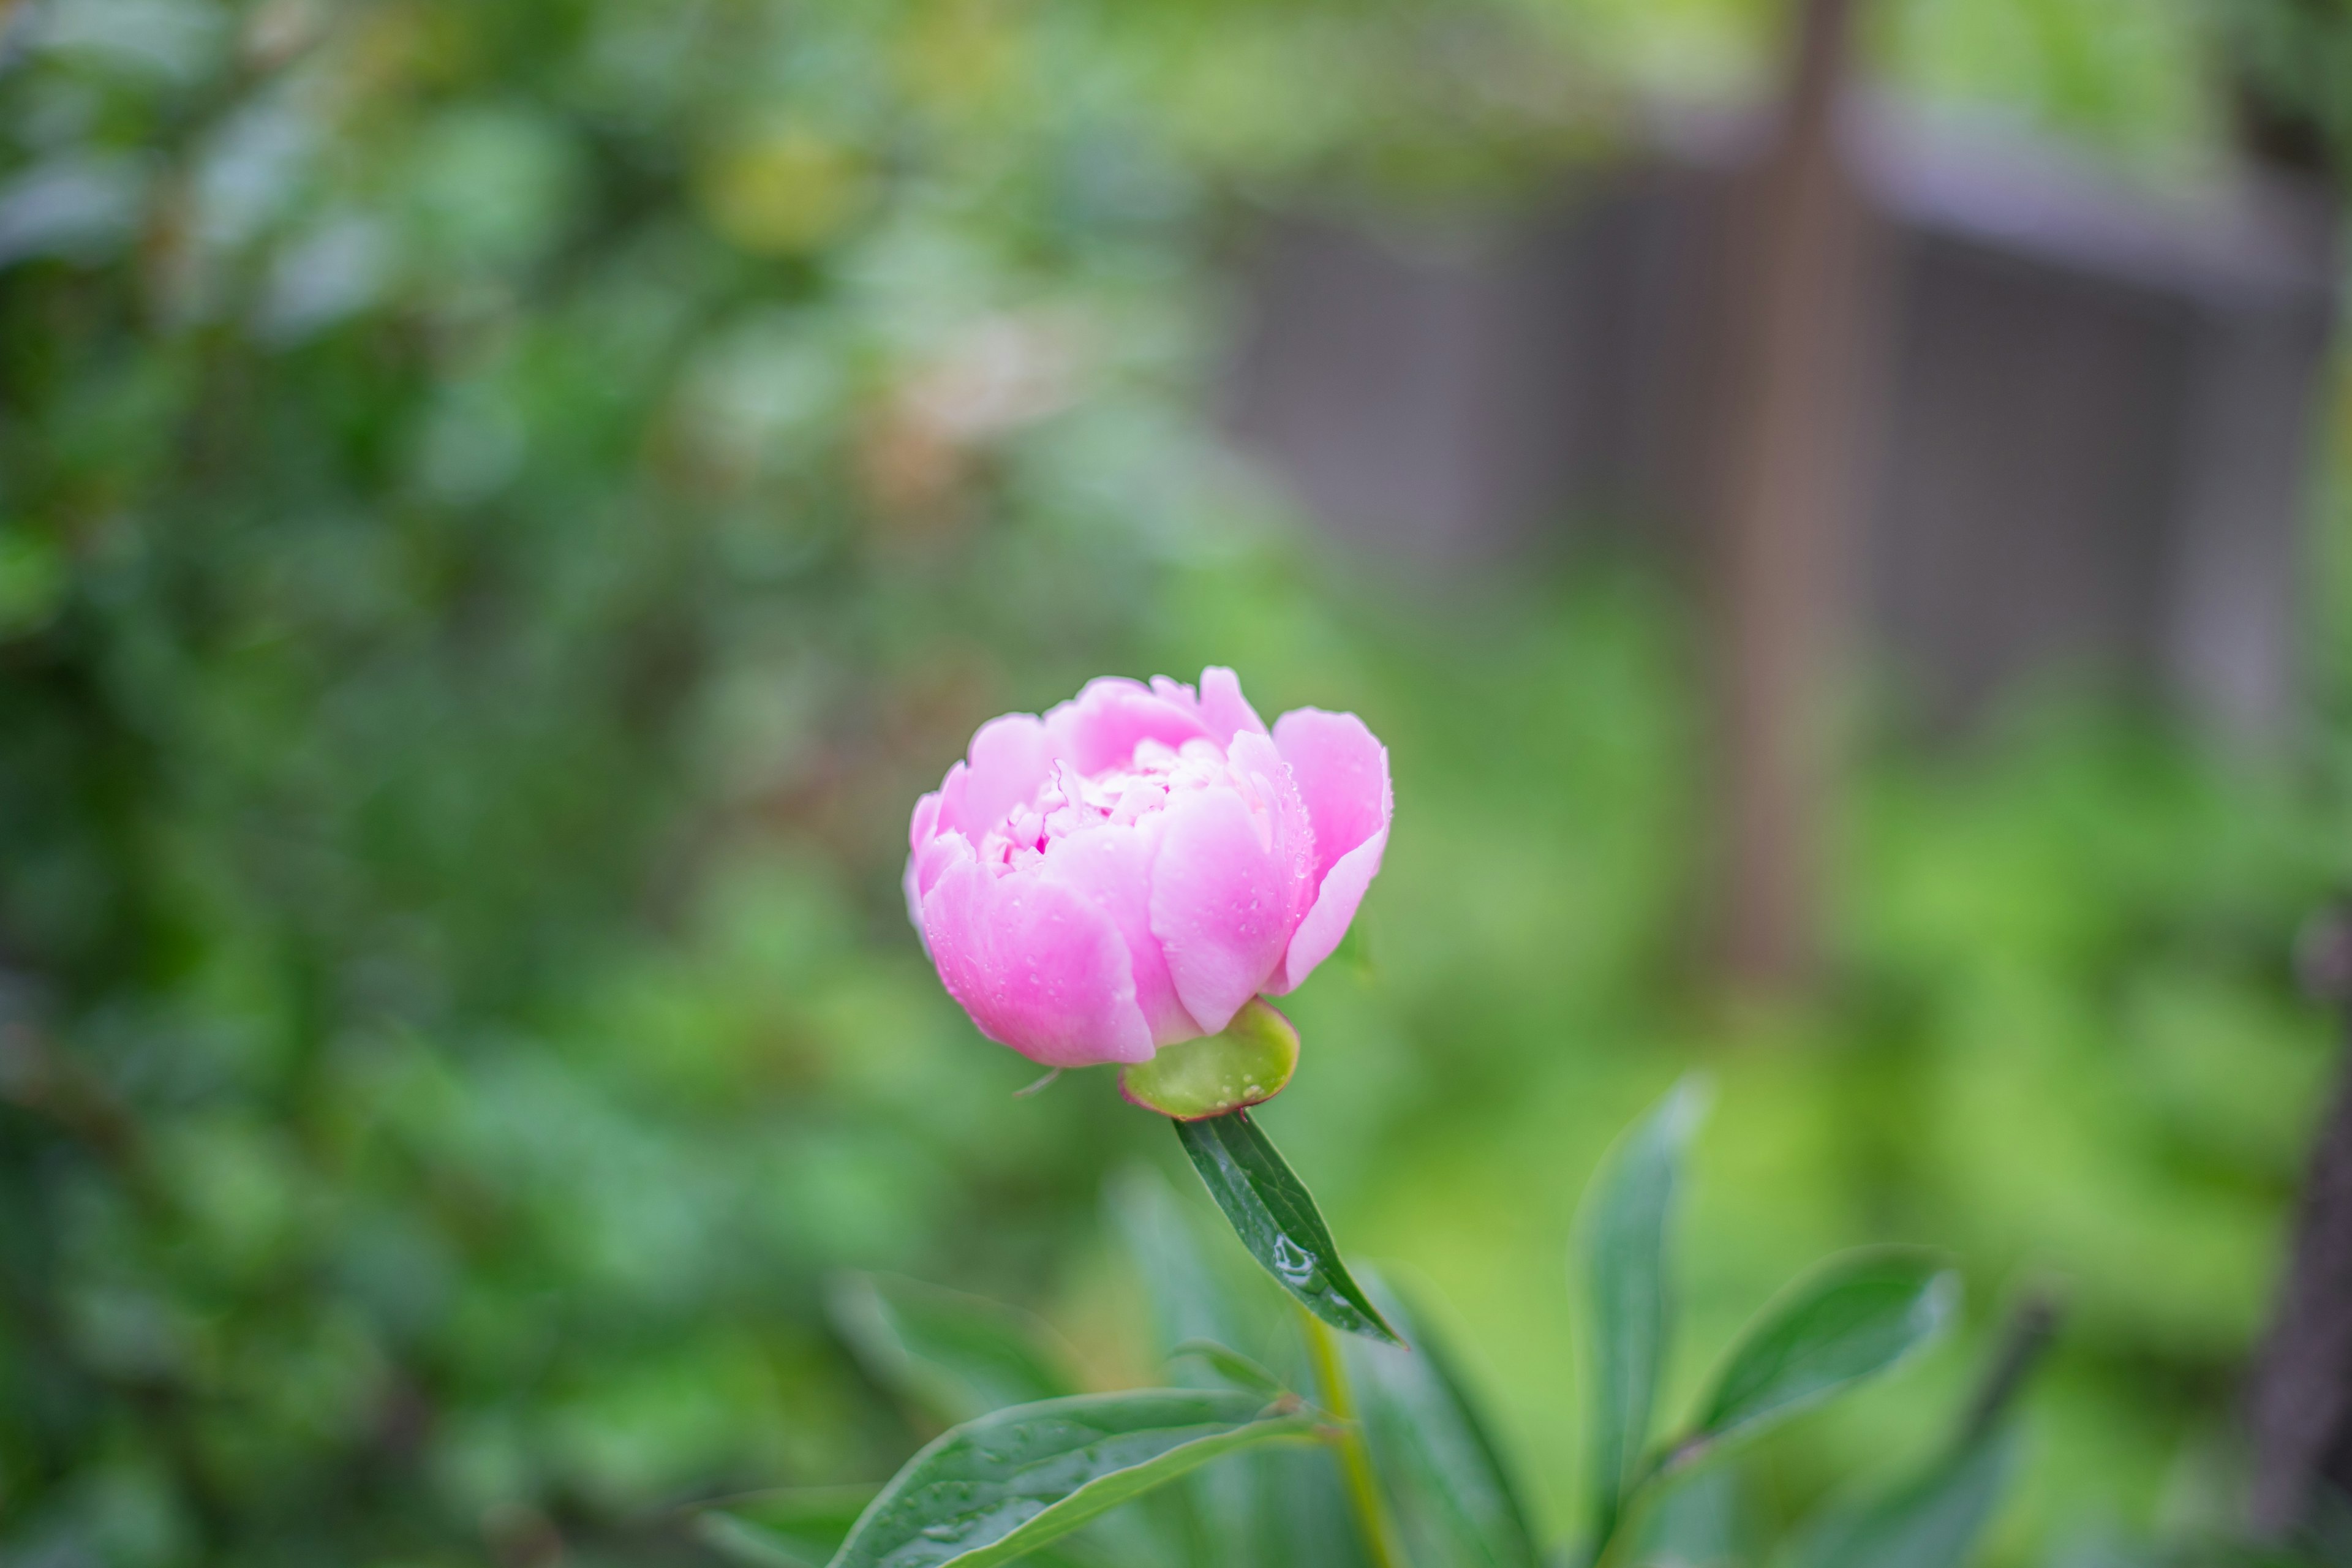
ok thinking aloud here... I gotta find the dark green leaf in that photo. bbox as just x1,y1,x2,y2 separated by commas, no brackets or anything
1172,1110,1400,1345
1348,1270,1542,1568
828,1272,1080,1425
1789,1428,2015,1568
1684,1249,1958,1461
827,1389,1319,1568
1577,1077,1706,1539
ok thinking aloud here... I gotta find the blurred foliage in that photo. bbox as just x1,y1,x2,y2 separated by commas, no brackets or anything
2214,0,2352,174
0,0,2338,1566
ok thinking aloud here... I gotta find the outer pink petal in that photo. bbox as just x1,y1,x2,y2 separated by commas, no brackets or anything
1267,707,1393,995
1145,667,1268,748
1196,667,1268,745
955,713,1054,837
1147,785,1292,1036
911,832,965,902
1272,708,1391,895
905,791,943,941
1039,820,1201,1047
1228,729,1317,931
921,854,1155,1068
1270,824,1387,993
1045,677,1215,775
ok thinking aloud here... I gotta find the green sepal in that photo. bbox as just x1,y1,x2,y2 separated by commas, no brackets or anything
1120,999,1300,1120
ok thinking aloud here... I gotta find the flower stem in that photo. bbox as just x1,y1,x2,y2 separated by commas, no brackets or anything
1298,1304,1400,1568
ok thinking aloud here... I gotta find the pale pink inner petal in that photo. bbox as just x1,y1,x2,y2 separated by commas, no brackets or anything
1270,824,1388,995
1272,707,1391,896
1146,785,1292,1036
1046,677,1215,775
922,855,1155,1067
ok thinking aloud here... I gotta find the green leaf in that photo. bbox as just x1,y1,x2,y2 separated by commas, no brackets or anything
828,1272,1080,1425
1682,1249,1958,1463
1785,1292,2051,1568
1787,1428,2015,1568
1577,1077,1706,1540
1172,1110,1401,1345
1107,1166,1251,1360
1170,1338,1289,1400
703,1513,828,1568
1636,1464,1749,1568
826,1389,1319,1568
699,1487,881,1568
1120,999,1299,1120
1348,1271,1542,1568
1107,1169,1317,1568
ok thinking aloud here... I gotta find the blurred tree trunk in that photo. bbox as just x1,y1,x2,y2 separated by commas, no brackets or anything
2237,11,2346,1535
2251,908,2352,1539
1707,0,1882,991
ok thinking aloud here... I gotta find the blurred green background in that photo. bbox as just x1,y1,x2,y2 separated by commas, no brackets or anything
2,0,2349,1562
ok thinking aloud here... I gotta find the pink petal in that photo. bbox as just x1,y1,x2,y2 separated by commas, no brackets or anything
1039,821,1201,1047
959,713,1054,835
905,791,943,941
1148,674,1198,712
1045,677,1215,775
1272,708,1391,896
932,760,973,839
1228,729,1317,930
1271,823,1388,994
921,854,1155,1068
908,790,942,853
911,831,965,902
1147,785,1292,1036
1196,667,1268,745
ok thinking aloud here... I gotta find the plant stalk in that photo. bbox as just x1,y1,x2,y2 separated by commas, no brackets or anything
1298,1304,1400,1568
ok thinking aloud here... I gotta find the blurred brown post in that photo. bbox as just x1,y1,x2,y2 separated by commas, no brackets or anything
2250,906,2352,1539
1708,0,1880,990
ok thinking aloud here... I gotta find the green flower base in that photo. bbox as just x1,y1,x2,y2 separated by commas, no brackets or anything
1118,999,1300,1120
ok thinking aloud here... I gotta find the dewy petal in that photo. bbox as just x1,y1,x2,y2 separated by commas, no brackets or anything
1039,820,1201,1048
1147,785,1291,1037
1196,666,1268,745
1272,708,1391,897
1270,824,1387,994
1045,677,1216,775
1228,729,1316,929
922,854,1155,1068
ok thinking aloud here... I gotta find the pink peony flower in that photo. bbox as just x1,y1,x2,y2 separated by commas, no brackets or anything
906,668,1392,1068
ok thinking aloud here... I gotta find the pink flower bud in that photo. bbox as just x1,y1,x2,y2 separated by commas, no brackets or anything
906,668,1392,1068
